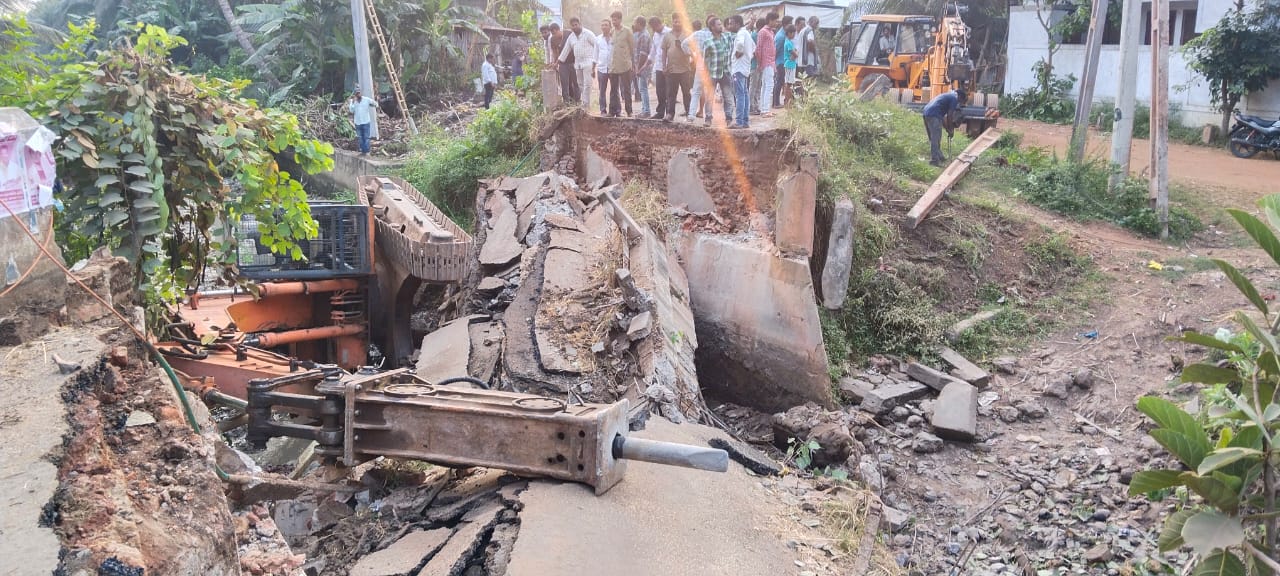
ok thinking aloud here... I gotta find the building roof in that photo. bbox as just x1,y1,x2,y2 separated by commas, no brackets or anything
736,1,846,29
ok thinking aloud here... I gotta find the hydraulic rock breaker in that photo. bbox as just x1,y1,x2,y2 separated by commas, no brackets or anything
245,367,728,494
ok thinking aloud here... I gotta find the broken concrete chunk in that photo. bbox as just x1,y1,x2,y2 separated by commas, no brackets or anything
859,381,929,415
708,437,782,476
993,356,1018,374
930,381,978,441
937,347,991,388
548,229,589,252
416,316,478,383
467,321,503,385
820,198,855,310
615,268,653,312
543,213,582,231
478,205,522,267
350,528,451,576
626,311,653,341
418,505,503,576
837,377,873,404
905,362,967,392
476,277,506,294
123,410,156,427
881,506,911,532
666,150,717,213
946,309,1000,342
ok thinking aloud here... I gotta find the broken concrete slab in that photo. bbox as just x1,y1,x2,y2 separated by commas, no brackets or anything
418,504,502,576
350,529,451,576
946,309,1000,342
540,248,589,294
272,499,318,546
548,229,589,252
774,154,818,256
467,321,503,384
937,347,991,388
679,233,832,412
838,377,873,404
931,381,978,441
666,149,716,213
708,437,782,476
906,362,968,393
507,419,799,575
543,213,582,231
478,200,522,267
820,198,855,309
476,277,505,294
860,381,929,415
416,316,479,383
255,436,318,469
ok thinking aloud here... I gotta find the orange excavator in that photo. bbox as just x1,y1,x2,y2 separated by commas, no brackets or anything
155,176,472,400
843,2,999,137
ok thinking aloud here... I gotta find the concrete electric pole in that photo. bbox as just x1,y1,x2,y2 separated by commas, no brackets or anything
351,0,379,139
1150,0,1169,239
1069,0,1110,163
1107,0,1142,191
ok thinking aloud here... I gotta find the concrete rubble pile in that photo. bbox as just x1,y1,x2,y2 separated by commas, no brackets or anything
414,170,704,422
244,465,527,576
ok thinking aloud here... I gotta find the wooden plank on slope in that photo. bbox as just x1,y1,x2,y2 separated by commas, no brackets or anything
906,128,1002,229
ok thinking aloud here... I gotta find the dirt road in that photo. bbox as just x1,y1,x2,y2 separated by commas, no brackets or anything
1001,118,1280,204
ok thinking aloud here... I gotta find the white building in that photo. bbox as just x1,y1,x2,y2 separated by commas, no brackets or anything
1005,0,1280,127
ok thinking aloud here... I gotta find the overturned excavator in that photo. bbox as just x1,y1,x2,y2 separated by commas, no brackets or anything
155,176,725,494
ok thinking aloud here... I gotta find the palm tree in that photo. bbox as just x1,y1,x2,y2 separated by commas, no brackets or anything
213,0,257,57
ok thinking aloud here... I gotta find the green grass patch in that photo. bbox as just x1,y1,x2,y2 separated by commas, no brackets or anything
399,95,536,230
975,144,1204,242
952,230,1105,363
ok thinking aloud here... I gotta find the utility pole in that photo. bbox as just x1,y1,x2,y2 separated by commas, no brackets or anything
1150,0,1169,239
1068,0,1110,163
351,0,379,139
1107,0,1141,191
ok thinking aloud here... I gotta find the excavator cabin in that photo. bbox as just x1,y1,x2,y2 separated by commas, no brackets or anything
844,9,1000,137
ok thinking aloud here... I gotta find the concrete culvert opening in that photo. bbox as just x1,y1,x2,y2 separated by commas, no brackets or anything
550,113,835,414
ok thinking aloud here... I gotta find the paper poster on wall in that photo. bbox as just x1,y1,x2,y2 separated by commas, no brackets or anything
0,125,57,219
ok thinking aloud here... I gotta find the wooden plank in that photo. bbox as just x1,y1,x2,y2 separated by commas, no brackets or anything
906,128,1002,229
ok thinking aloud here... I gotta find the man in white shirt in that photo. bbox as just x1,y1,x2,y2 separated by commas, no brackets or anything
802,16,820,76
647,17,670,120
481,53,498,109
682,18,712,122
595,19,612,115
347,88,379,155
794,17,809,78
559,17,597,108
728,15,755,128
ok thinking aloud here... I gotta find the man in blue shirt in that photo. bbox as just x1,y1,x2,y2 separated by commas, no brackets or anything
348,88,380,156
922,88,966,166
771,15,792,108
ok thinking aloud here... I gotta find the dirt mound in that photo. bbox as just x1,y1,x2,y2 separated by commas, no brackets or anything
46,351,239,575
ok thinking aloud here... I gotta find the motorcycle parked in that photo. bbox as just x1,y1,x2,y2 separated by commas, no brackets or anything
1228,110,1280,159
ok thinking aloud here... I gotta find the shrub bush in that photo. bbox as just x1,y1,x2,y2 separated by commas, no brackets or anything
399,95,534,229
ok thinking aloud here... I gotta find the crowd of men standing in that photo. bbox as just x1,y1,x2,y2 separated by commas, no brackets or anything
538,11,823,128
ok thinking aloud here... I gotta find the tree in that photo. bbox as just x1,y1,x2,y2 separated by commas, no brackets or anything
1183,5,1280,136
0,18,333,304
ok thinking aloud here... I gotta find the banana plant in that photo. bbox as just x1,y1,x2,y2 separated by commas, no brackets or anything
1132,196,1280,574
